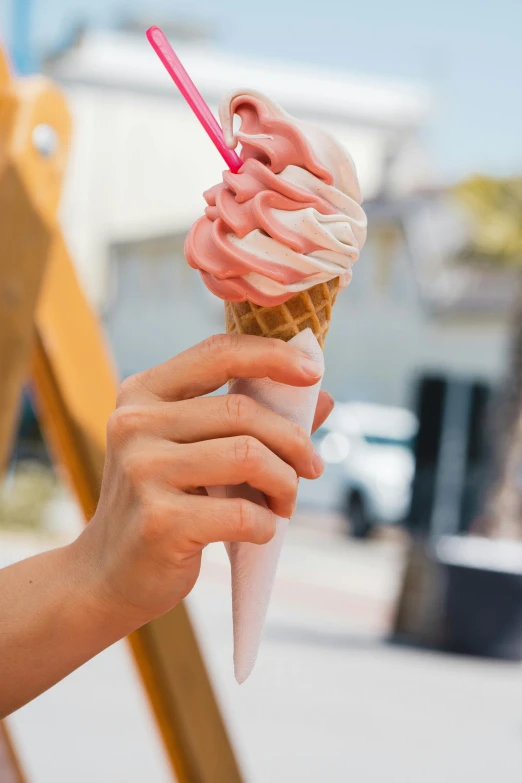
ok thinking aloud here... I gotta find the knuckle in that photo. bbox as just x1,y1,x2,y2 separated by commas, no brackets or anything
107,405,144,445
232,499,275,544
139,502,170,544
265,337,285,360
116,375,139,406
234,435,262,470
201,333,240,359
224,393,252,427
234,498,256,540
121,450,150,487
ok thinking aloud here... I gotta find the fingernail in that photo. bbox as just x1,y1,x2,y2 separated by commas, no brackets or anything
299,355,322,378
312,449,325,477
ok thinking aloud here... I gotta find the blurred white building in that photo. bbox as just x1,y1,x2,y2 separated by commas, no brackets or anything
47,25,431,305
45,24,511,405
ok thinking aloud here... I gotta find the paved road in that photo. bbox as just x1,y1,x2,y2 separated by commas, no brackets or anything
3,521,522,782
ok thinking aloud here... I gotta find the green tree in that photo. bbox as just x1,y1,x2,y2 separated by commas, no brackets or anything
455,175,522,537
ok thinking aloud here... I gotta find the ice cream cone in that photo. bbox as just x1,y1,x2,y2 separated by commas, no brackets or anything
224,278,339,349
219,328,324,682
185,89,366,681
223,282,336,680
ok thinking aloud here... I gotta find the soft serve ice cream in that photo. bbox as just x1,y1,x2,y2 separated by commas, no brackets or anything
187,90,368,681
185,89,367,306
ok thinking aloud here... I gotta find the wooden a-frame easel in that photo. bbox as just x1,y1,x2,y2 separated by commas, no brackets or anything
0,49,243,783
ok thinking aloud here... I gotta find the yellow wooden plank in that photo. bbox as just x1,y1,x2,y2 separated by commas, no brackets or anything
0,59,70,473
0,46,244,783
0,156,50,471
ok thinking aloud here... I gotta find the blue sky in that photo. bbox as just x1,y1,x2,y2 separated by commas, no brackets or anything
2,0,521,182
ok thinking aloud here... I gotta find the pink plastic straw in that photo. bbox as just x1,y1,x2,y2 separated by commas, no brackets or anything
146,26,243,173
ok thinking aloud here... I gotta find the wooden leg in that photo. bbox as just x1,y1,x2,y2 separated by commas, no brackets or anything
0,56,70,783
0,124,59,470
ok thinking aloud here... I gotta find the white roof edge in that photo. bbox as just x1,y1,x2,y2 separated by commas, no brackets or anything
46,29,432,130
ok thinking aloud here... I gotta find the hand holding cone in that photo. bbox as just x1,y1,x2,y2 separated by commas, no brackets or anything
147,29,366,679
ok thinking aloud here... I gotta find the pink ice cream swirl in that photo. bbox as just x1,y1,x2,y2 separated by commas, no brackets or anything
185,90,367,306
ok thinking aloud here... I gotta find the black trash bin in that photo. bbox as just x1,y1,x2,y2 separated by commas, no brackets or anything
438,536,522,661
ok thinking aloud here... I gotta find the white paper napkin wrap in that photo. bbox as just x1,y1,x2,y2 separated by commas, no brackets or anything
208,328,324,682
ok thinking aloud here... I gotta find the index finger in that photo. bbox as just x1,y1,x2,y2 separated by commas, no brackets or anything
134,334,323,401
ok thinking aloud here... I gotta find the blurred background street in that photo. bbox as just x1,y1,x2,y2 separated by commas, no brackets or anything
2,0,522,781
2,502,522,782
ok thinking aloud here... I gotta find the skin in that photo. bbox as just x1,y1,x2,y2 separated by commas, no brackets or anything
0,334,333,718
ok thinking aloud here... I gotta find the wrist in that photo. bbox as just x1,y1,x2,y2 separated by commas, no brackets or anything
65,531,143,640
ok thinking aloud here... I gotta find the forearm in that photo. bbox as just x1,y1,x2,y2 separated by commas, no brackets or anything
0,538,137,718
0,336,330,717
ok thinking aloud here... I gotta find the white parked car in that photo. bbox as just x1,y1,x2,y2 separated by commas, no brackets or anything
313,402,418,538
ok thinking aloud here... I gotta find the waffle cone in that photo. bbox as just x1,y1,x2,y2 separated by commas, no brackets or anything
225,278,339,349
